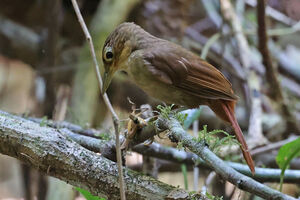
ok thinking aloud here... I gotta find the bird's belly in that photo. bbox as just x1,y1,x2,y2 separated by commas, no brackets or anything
128,68,202,107
140,81,185,104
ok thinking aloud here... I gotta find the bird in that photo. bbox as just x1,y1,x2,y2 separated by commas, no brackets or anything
101,22,255,174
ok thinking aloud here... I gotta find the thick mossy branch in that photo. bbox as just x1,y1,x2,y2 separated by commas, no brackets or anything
3,110,296,199
0,111,207,200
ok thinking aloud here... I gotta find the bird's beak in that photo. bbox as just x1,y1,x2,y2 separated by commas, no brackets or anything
102,71,111,95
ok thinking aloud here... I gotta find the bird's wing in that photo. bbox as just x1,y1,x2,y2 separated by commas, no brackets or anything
142,46,238,101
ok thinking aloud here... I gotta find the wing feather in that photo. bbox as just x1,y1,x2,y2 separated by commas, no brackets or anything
142,45,238,101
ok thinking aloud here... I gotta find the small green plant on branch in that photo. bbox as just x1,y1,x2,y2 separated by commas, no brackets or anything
206,192,223,200
156,104,187,125
195,125,238,155
157,105,239,156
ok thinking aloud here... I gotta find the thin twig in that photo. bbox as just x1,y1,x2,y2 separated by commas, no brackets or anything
70,1,125,199
203,171,217,193
257,0,300,136
192,120,199,191
70,0,118,120
257,0,280,101
250,135,298,156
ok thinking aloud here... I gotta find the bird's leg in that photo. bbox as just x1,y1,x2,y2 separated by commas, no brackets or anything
121,112,148,150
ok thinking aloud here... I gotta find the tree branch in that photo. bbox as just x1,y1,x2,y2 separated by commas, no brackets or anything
1,110,297,199
62,127,300,184
28,115,300,183
24,111,298,199
0,111,208,200
257,0,300,135
28,116,158,148
257,0,281,101
0,14,40,65
159,117,295,200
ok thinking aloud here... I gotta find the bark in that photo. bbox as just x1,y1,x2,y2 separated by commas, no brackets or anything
0,111,206,200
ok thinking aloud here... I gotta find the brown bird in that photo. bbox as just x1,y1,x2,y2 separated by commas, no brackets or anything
102,22,255,174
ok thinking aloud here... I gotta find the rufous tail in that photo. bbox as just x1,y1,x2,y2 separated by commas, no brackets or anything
209,100,255,174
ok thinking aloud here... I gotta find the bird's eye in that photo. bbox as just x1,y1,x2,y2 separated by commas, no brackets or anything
106,51,113,59
103,47,114,63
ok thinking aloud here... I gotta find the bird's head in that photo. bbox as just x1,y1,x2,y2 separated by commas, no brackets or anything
101,22,146,94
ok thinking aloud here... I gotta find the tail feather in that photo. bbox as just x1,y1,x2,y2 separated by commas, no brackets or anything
221,101,255,174
209,100,255,174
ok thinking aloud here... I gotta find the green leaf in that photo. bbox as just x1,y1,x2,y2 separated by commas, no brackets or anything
181,164,188,190
276,137,300,191
75,187,105,200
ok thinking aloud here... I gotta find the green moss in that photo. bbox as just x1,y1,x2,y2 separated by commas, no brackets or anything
96,132,112,141
157,104,174,119
156,104,187,125
206,192,223,200
39,116,48,127
196,125,238,155
176,141,184,151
